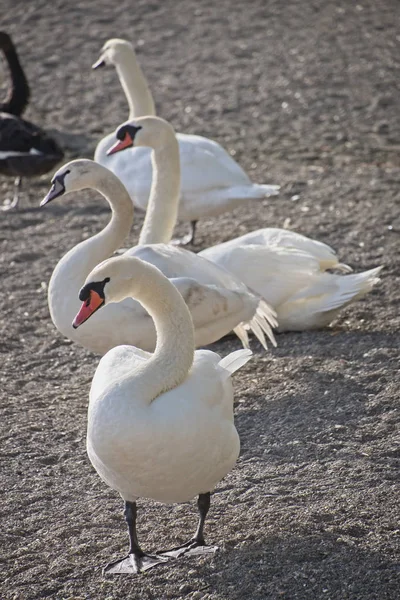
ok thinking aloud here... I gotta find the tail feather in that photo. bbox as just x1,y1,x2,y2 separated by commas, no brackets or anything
318,266,382,313
335,262,353,274
250,318,268,350
219,348,253,378
233,298,277,350
248,299,278,349
230,183,280,200
233,324,250,349
254,183,281,197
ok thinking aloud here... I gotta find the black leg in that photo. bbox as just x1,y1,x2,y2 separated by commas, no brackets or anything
192,492,211,544
189,220,197,245
171,220,198,246
157,492,218,559
103,501,169,575
1,176,21,211
125,501,142,555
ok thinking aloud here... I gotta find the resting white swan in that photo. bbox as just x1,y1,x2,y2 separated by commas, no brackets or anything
110,118,383,331
92,38,279,244
41,117,276,354
199,230,383,330
72,255,251,574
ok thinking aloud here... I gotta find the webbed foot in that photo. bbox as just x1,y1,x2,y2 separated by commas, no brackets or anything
103,551,169,575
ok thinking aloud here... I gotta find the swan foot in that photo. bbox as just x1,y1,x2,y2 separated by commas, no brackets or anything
171,220,197,246
157,493,217,560
0,197,19,211
103,500,169,575
103,551,169,575
157,539,218,559
1,177,21,211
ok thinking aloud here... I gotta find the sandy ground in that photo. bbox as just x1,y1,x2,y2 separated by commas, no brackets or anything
0,0,399,598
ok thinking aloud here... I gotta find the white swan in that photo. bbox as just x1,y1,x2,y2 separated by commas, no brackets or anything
41,117,276,354
72,254,252,574
199,230,383,330
110,118,383,331
92,38,279,244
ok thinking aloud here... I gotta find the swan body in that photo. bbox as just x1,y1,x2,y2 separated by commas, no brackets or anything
0,32,63,210
43,117,276,355
199,229,382,330
73,255,251,572
88,344,242,504
96,132,278,223
0,113,64,176
93,39,279,239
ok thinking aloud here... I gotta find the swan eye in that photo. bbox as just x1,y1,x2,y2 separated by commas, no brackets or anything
128,125,142,140
79,277,110,302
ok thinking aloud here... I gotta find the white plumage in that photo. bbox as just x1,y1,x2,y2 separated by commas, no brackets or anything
199,229,382,330
73,255,251,573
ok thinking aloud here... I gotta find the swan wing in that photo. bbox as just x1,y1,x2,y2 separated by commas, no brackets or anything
0,113,63,157
200,243,322,306
124,243,253,293
94,137,153,211
171,277,259,347
91,344,151,400
205,228,346,271
176,133,252,191
124,244,276,348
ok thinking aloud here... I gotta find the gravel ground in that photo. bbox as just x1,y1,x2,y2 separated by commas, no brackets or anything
0,1,399,599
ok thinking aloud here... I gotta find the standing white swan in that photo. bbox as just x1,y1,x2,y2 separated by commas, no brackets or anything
72,255,252,574
92,38,279,244
109,118,382,331
41,117,276,354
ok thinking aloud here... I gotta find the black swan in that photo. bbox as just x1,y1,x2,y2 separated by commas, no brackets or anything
0,31,64,211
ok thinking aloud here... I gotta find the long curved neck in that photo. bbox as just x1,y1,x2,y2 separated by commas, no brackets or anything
83,170,134,263
125,261,195,402
50,166,134,316
0,40,30,116
138,139,180,245
116,49,156,119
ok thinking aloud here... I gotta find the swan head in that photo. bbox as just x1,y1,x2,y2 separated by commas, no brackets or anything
92,38,134,69
107,116,176,155
72,256,152,329
40,159,111,205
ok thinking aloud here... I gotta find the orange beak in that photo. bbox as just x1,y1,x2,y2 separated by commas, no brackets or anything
72,290,104,329
107,132,134,156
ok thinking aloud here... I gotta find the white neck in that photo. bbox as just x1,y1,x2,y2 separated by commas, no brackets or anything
116,49,156,120
118,259,195,402
138,136,181,245
49,164,134,323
